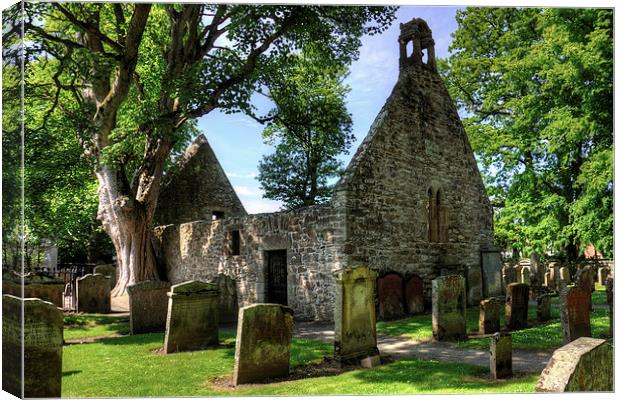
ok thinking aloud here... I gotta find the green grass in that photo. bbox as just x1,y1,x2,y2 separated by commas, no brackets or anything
64,314,130,340
593,283,608,305
62,330,537,397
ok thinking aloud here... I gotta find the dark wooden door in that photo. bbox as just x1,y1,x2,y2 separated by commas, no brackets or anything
266,250,287,305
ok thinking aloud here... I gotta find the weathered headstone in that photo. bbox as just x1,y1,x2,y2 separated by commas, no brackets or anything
432,275,467,341
481,250,502,297
598,267,609,286
536,337,612,392
377,272,405,320
502,264,517,292
505,283,529,330
560,285,591,344
559,267,571,285
536,293,552,322
490,332,512,379
93,264,117,289
128,280,171,334
217,274,239,323
2,295,64,398
514,265,524,285
479,297,500,335
548,262,559,291
466,266,483,306
543,272,552,288
520,267,531,285
404,275,424,314
76,273,111,313
2,280,65,308
333,266,379,365
232,303,294,385
163,280,219,354
575,266,594,311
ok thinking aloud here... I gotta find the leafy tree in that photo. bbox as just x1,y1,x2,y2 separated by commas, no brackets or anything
440,8,613,258
257,51,354,209
19,3,397,294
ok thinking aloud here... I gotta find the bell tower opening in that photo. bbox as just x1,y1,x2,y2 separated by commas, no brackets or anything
398,18,437,72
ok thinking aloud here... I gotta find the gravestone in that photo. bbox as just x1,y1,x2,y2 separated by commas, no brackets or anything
2,295,63,398
405,275,424,314
163,280,219,354
481,250,502,297
548,262,559,291
536,337,612,392
217,274,239,323
377,272,405,320
559,267,570,285
127,280,171,334
537,293,552,322
479,297,500,335
466,266,483,306
2,280,65,308
232,304,294,385
490,332,512,379
514,265,524,285
575,266,594,311
505,283,529,330
333,266,379,365
605,276,613,337
560,285,591,344
520,267,531,285
93,264,117,289
432,275,467,341
544,272,552,289
598,267,609,286
502,264,517,292
76,273,111,313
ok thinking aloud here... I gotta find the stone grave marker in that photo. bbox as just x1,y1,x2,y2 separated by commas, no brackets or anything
2,295,64,398
543,272,552,289
128,280,171,334
520,267,531,285
481,250,502,297
93,264,117,289
490,332,512,379
333,266,379,365
432,275,467,341
217,274,239,323
502,264,517,293
536,293,552,322
598,267,609,286
466,266,483,306
377,272,405,320
163,280,219,354
560,285,591,344
479,297,500,335
232,303,294,385
404,275,424,314
536,337,612,392
559,267,570,285
575,266,594,311
505,283,529,330
2,280,65,308
76,273,111,313
548,262,559,291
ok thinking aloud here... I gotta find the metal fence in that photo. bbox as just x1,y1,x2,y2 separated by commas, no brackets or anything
52,263,97,310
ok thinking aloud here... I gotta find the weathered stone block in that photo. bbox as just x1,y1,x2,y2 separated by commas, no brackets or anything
481,251,502,297
432,275,467,341
76,273,111,313
560,285,591,344
479,297,500,335
333,266,379,364
94,264,117,289
536,337,612,392
490,332,512,379
559,267,570,285
536,293,552,322
505,283,529,330
520,267,531,285
466,266,483,306
377,272,405,320
217,274,239,323
163,280,219,353
128,280,171,334
360,355,381,368
405,275,424,314
233,303,293,385
2,295,63,398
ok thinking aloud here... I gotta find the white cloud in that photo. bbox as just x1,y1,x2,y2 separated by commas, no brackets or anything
226,171,258,179
233,185,262,197
242,198,283,214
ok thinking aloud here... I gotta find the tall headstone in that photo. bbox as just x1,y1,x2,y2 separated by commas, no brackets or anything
217,274,239,324
559,267,571,285
481,250,502,297
575,266,594,311
76,273,111,313
94,264,117,290
333,266,379,365
490,332,512,379
598,267,609,286
127,280,171,334
479,297,500,335
560,285,591,344
520,267,531,285
404,275,424,314
377,272,405,320
466,266,483,306
505,283,529,330
163,280,219,354
543,272,552,289
536,337,612,392
432,275,467,341
548,262,559,291
232,304,294,385
502,264,517,292
537,293,552,322
2,295,63,398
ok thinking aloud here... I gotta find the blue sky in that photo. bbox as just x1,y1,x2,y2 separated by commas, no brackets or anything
198,6,461,213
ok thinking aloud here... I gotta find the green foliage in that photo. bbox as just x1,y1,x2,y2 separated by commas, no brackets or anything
257,50,354,209
440,8,613,258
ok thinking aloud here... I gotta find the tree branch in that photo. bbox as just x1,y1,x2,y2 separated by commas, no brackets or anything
54,3,124,53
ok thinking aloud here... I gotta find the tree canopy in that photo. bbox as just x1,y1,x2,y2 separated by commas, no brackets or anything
441,8,613,258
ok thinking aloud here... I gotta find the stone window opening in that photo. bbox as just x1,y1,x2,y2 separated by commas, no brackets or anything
398,18,437,72
231,230,241,255
212,211,225,220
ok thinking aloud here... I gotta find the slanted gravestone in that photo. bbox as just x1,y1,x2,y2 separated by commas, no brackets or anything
537,293,552,322
490,332,512,379
559,267,570,285
505,283,529,330
93,264,117,289
2,295,63,398
232,304,294,385
217,274,239,324
598,267,609,286
377,272,405,320
405,275,424,314
333,266,379,365
560,285,591,344
432,275,467,341
536,337,612,392
163,280,219,354
479,297,500,335
481,249,502,297
76,273,111,313
605,276,613,337
128,280,171,334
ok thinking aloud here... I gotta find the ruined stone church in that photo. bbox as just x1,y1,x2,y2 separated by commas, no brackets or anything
154,19,495,322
